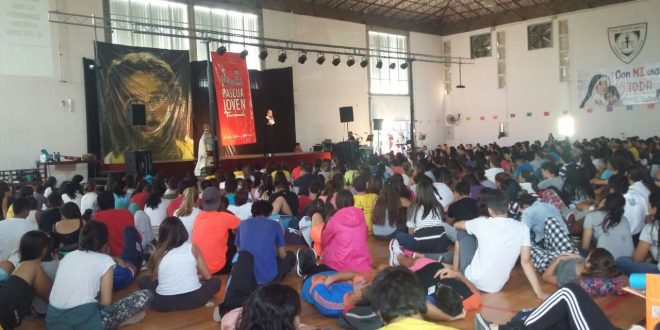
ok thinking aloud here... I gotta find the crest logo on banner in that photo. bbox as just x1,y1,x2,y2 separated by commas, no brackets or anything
608,23,647,64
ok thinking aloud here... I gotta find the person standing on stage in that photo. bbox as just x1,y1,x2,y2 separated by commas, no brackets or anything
264,109,276,156
347,131,356,142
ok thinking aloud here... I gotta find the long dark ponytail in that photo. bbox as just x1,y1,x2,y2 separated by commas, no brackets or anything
600,193,626,233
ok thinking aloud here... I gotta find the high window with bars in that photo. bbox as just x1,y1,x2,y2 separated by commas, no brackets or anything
109,0,190,51
368,31,409,95
194,6,260,69
109,0,261,69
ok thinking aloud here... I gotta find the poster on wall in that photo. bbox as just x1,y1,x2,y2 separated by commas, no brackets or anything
96,42,193,164
211,52,256,146
578,62,660,108
0,0,53,76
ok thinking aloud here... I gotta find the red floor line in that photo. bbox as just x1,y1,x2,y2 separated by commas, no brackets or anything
601,295,630,312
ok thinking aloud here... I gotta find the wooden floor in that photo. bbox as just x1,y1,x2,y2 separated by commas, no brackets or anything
21,238,645,329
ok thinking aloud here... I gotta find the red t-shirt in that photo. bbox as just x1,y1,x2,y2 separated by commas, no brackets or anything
93,209,135,257
192,211,240,274
166,195,184,217
298,195,312,215
291,166,302,180
130,192,149,211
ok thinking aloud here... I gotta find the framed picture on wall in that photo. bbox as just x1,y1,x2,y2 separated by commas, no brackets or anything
470,33,492,58
528,22,553,50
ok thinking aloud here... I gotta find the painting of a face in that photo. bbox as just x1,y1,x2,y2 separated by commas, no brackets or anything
122,71,168,132
597,80,608,95
267,109,273,116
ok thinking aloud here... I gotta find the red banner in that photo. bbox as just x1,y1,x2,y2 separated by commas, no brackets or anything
211,52,256,146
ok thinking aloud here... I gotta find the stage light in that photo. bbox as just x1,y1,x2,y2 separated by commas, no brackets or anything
316,53,325,65
258,49,268,60
360,57,368,68
389,62,396,69
298,52,307,64
239,49,249,59
332,55,341,66
278,50,287,63
375,59,383,69
216,46,227,55
400,61,409,69
346,56,355,67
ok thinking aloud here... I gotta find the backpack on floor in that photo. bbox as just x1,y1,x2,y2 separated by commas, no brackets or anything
337,305,383,330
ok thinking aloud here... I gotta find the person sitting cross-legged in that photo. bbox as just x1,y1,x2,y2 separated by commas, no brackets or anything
453,189,547,299
46,221,153,329
137,217,221,312
234,200,296,285
192,187,241,274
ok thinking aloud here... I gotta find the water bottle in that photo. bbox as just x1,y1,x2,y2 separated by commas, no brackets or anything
629,273,646,290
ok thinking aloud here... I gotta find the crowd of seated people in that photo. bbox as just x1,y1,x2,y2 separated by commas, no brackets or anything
0,134,658,329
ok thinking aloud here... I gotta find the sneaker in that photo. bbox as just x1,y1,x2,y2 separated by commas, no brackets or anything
296,248,316,278
474,313,493,330
296,248,305,277
212,305,222,323
388,239,403,266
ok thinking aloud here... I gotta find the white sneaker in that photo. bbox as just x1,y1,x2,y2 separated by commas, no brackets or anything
213,305,222,323
473,313,492,330
388,239,402,266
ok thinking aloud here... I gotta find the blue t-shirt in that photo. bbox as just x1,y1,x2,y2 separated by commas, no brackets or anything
600,169,613,180
225,193,235,206
235,217,284,284
514,163,535,178
301,271,353,317
114,193,130,210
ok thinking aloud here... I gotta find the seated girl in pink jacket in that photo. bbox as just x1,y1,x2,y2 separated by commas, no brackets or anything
321,190,372,273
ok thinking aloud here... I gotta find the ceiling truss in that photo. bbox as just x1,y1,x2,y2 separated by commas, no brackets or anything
217,0,634,35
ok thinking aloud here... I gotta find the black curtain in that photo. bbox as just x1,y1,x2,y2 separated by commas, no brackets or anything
83,58,100,158
191,62,296,157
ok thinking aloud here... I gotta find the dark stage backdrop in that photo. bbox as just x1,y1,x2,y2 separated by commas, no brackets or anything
84,59,295,166
191,62,296,158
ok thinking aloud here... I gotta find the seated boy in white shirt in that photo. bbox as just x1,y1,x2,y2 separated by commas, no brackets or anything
453,190,547,300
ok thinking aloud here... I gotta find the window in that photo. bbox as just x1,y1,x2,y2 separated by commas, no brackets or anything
194,6,260,69
109,0,261,70
368,31,409,95
109,0,190,51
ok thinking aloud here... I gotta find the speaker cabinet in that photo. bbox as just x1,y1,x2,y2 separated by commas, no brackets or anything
339,106,354,123
124,151,152,175
128,104,146,126
373,119,383,131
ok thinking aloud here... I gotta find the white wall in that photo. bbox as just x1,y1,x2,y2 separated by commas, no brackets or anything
261,10,447,151
0,0,101,180
409,32,445,148
261,10,370,148
442,0,660,145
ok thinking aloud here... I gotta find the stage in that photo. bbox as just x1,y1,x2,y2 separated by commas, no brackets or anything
102,151,331,178
217,151,332,171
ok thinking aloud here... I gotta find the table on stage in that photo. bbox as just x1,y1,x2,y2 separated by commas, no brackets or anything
37,159,99,180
